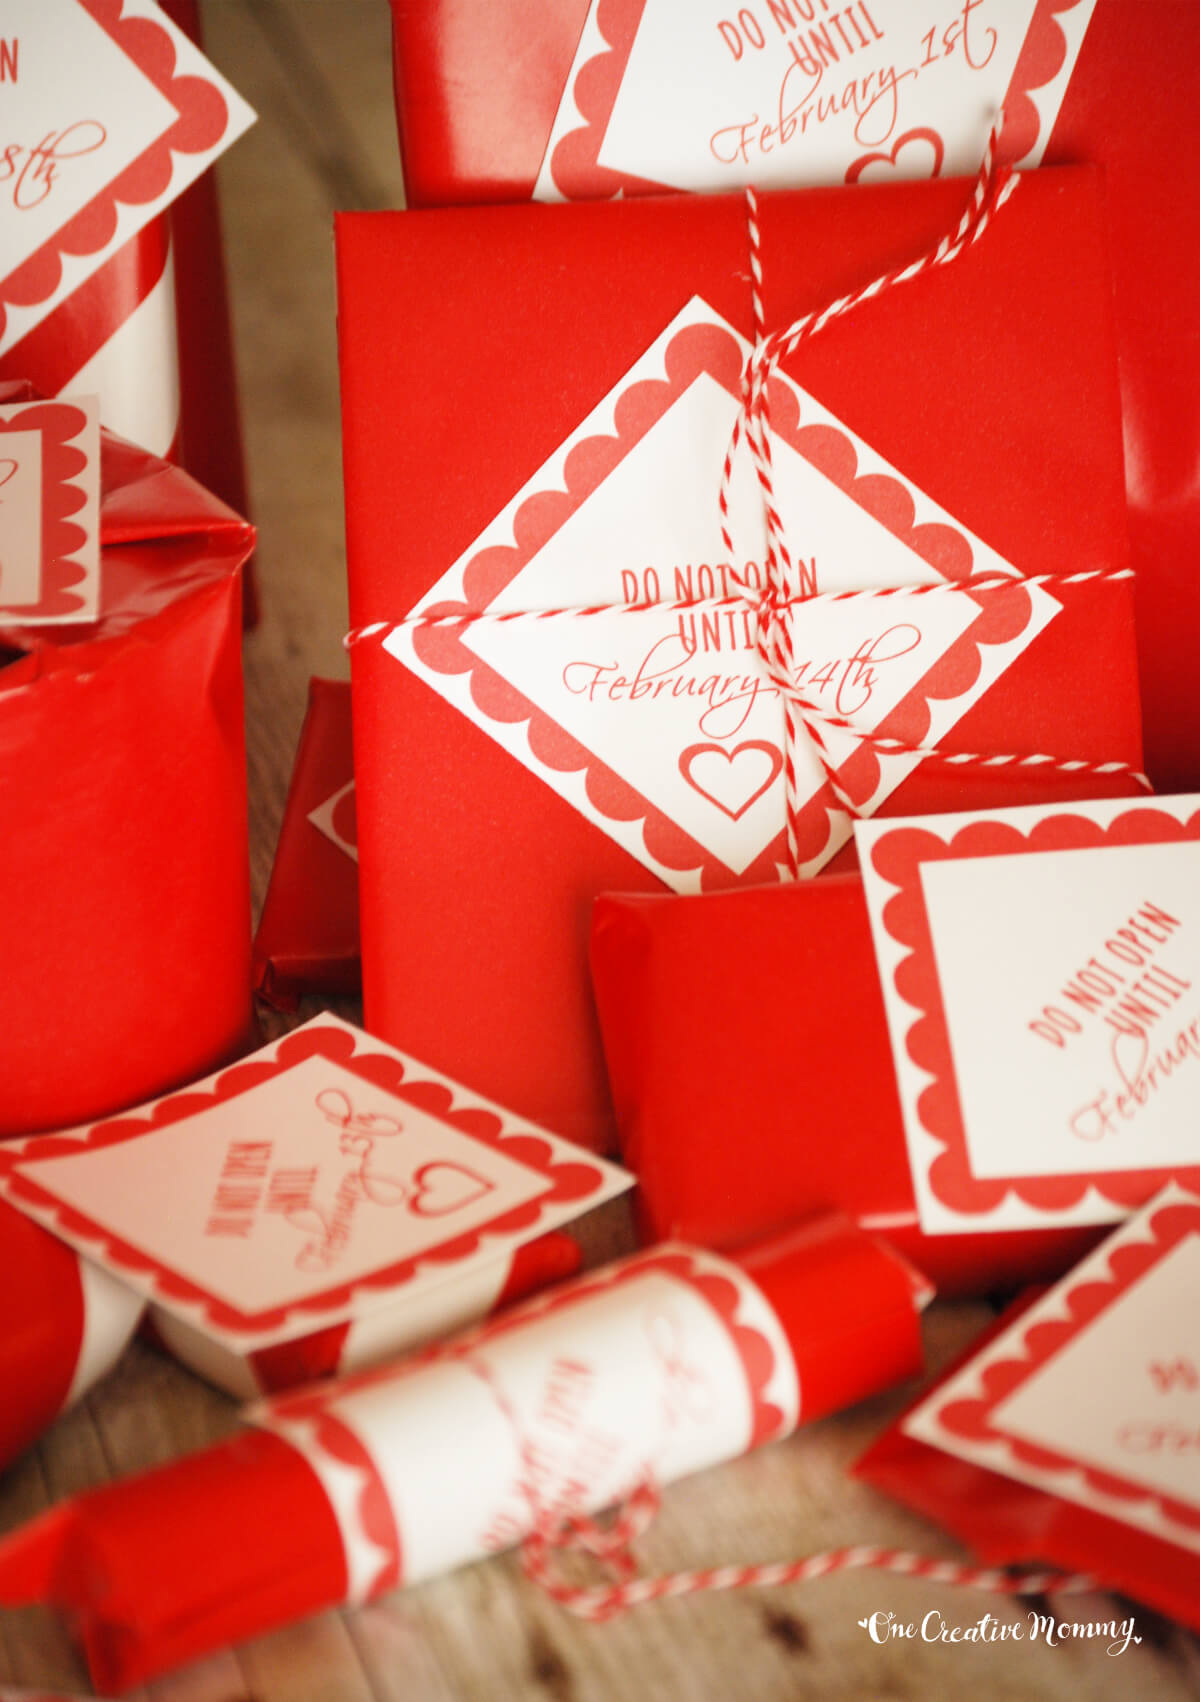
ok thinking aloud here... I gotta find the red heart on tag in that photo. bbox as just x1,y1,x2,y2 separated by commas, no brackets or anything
409,1161,496,1217
845,126,945,185
679,741,783,821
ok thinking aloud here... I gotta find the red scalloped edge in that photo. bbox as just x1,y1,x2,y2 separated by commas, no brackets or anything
0,400,92,619
869,806,1200,1217
547,0,1090,199
413,315,1035,890
997,0,1093,167
934,1195,1200,1541
0,1022,612,1337
547,0,672,200
0,0,230,334
263,1246,790,1591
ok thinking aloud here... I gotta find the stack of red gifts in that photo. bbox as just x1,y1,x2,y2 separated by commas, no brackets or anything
5,3,1200,1691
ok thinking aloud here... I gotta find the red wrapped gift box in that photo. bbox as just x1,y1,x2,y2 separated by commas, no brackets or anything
253,677,360,1010
0,397,255,1137
856,1188,1200,1631
339,165,1131,1155
387,0,1200,790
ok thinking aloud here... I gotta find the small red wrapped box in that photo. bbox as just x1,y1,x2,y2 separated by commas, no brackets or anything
591,787,1200,1297
0,393,255,1137
856,1186,1200,1632
253,678,360,1009
341,165,1134,1154
387,0,1200,791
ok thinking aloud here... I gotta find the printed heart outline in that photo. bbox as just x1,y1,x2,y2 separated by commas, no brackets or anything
679,741,783,822
845,126,945,185
409,1161,497,1218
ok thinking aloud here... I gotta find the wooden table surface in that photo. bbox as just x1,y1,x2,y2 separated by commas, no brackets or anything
2,4,1199,1697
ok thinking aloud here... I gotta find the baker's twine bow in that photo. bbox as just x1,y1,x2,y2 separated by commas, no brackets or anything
345,122,1151,871
518,1475,1094,1621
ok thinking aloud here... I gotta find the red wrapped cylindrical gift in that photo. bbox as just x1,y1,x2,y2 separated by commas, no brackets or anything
0,1216,924,1691
0,409,255,1136
0,1198,142,1473
253,677,359,1010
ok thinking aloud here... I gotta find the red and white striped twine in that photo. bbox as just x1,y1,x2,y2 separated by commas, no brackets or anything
518,1475,1093,1623
347,122,1151,861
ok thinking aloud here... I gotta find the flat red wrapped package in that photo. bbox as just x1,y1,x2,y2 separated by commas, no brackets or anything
592,789,1200,1296
340,164,1135,1155
0,389,255,1137
253,678,360,1009
856,1186,1200,1632
387,0,1200,789
0,1215,925,1690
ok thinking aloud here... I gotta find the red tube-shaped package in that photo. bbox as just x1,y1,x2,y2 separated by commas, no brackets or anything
252,678,360,1010
0,403,255,1136
0,1216,924,1691
0,1199,142,1472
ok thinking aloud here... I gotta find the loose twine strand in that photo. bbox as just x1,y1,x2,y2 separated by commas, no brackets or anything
461,1352,1093,1622
346,125,1148,870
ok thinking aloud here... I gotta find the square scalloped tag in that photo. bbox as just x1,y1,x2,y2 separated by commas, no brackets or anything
385,294,1055,892
534,0,1096,200
0,1016,632,1355
901,1183,1200,1560
855,794,1200,1237
0,393,100,622
0,0,254,359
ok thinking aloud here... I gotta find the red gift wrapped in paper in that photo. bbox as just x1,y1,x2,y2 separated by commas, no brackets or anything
386,0,1200,790
340,163,1134,1155
0,1196,141,1474
0,392,255,1137
856,1186,1200,1633
253,677,360,1009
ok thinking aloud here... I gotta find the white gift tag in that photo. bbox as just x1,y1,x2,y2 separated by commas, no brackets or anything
535,0,1095,199
0,393,100,623
385,297,1053,892
856,796,1200,1235
0,0,254,358
0,1015,632,1354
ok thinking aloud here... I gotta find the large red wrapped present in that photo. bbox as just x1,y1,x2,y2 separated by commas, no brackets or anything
253,678,360,1010
856,1185,1200,1632
592,790,1200,1296
0,387,255,1137
339,163,1134,1155
387,0,1200,789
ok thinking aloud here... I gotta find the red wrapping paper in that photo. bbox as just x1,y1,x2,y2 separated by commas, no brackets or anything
253,678,360,1009
0,1216,923,1690
340,166,1132,1154
0,1197,142,1472
0,396,255,1137
386,0,1200,790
